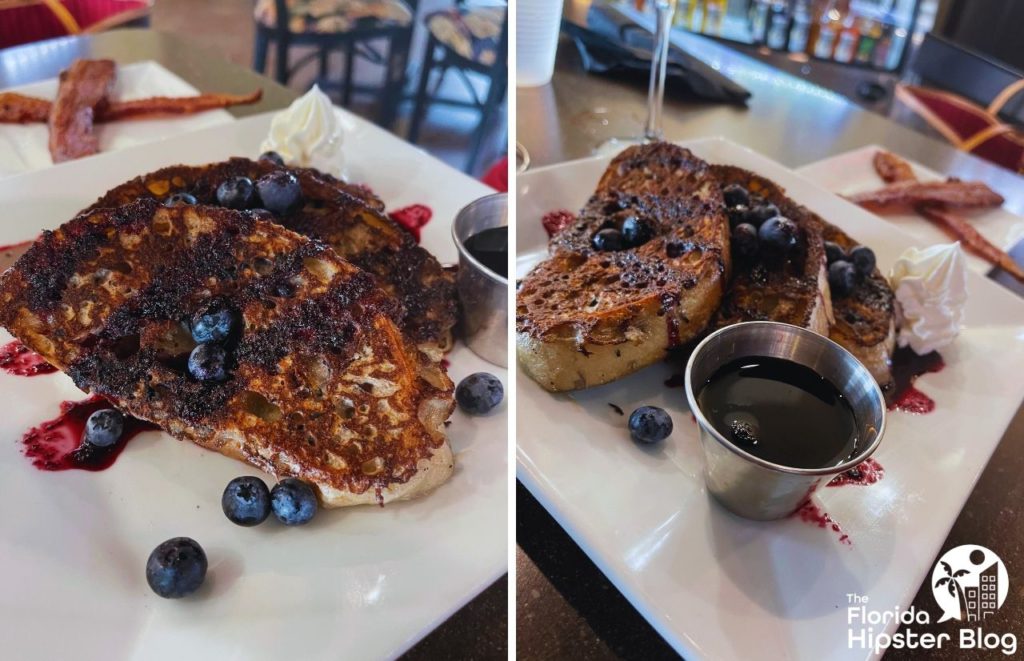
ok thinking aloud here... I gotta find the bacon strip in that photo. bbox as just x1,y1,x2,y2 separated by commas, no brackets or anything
848,180,1005,211
0,92,51,123
0,89,262,124
99,89,263,121
873,150,916,184
48,59,116,163
868,150,1024,283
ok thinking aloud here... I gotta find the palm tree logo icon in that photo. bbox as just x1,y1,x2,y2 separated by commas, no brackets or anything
930,545,1008,623
934,560,971,620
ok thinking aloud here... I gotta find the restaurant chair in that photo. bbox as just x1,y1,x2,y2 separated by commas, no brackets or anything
896,33,1024,173
252,0,417,128
406,1,507,174
0,0,151,49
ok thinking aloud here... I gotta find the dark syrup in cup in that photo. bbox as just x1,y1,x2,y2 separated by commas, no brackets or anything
697,356,860,469
462,226,507,278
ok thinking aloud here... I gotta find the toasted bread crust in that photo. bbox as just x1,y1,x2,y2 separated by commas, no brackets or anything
89,158,457,355
711,165,832,336
517,143,730,391
0,200,454,506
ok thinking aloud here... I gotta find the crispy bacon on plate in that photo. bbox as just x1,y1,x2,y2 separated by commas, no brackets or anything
0,92,51,123
0,89,262,124
48,59,115,163
848,180,1005,211
866,150,1024,283
99,89,262,121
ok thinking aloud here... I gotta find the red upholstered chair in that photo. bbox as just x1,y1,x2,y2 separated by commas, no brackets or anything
0,0,151,49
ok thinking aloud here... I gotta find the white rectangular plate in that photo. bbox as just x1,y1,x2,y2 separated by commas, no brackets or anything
0,110,506,660
0,61,235,178
794,144,1024,275
516,137,1024,660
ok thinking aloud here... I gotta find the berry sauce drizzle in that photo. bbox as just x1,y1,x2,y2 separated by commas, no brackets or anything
796,500,851,545
388,204,433,243
22,396,157,471
541,210,575,237
827,458,885,487
886,347,945,414
0,341,57,376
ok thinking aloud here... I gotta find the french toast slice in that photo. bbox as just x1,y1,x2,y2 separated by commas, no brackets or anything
517,143,730,391
820,222,896,388
0,199,454,507
712,165,895,386
711,165,833,336
89,158,457,359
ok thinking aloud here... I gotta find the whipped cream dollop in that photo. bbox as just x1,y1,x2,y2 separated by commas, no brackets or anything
889,242,968,354
260,85,344,177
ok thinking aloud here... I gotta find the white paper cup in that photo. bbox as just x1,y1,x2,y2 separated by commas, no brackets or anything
517,0,565,87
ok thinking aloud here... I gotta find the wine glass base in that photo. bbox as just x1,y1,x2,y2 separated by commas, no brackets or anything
592,135,662,157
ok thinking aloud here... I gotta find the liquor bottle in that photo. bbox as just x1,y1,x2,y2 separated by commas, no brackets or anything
702,0,727,35
872,2,898,69
854,9,883,64
832,6,860,63
749,0,771,44
683,0,703,30
788,0,812,53
766,0,790,50
811,0,845,59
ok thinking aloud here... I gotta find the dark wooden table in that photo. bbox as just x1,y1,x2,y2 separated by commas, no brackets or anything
516,8,1024,660
0,28,507,660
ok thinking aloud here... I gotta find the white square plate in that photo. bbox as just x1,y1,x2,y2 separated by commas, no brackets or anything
516,137,1024,660
0,61,236,178
794,144,1024,276
0,111,507,660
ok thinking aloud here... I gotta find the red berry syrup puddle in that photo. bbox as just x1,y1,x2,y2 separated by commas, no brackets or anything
886,346,945,414
21,396,157,471
796,501,851,545
388,204,433,243
541,209,576,238
0,340,57,376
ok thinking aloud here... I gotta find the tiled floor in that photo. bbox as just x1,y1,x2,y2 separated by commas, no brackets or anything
151,0,506,176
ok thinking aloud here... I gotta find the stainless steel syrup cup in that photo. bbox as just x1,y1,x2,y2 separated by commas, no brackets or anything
684,321,886,521
452,193,508,367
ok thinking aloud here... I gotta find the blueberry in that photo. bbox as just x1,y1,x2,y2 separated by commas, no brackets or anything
191,308,238,344
828,260,858,297
727,204,749,228
746,203,780,226
188,343,227,381
722,184,750,208
591,228,623,252
259,150,285,166
628,406,673,444
164,192,197,208
146,537,207,599
270,478,318,526
731,223,759,259
850,246,876,276
729,420,758,445
456,372,504,415
216,176,255,210
758,216,800,253
621,216,653,247
222,476,271,527
256,171,302,214
824,241,847,265
83,408,124,447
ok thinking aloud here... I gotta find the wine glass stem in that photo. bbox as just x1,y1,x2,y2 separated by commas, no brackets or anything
644,1,676,141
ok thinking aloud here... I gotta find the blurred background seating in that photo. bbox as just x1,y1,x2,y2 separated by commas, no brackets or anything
0,0,507,176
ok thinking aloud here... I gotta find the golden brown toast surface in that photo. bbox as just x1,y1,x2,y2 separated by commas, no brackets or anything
89,158,457,356
0,200,454,506
711,165,832,336
517,143,730,391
